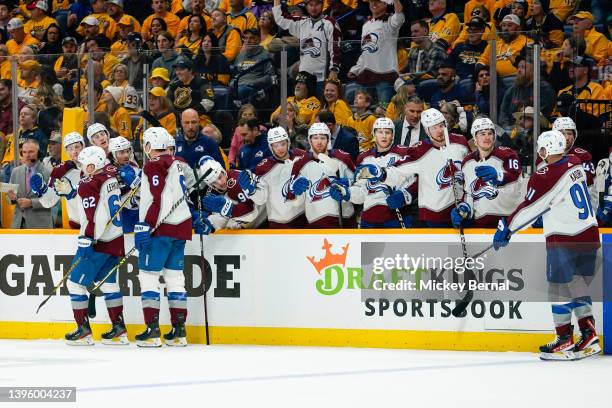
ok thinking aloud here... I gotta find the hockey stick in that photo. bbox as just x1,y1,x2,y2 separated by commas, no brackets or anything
195,165,211,346
88,183,141,318
90,168,211,293
37,183,141,315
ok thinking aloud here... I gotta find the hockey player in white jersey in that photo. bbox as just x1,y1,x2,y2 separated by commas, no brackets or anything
329,117,414,228
237,127,307,228
134,127,193,347
87,123,111,154
285,122,356,228
356,108,469,227
451,117,522,228
199,156,263,230
29,131,85,228
108,136,140,233
494,130,601,361
65,146,127,346
597,148,612,225
272,0,341,84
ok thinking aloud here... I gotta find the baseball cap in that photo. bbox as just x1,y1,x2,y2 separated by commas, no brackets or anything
81,16,100,26
118,15,133,26
49,131,62,144
569,11,593,21
126,32,143,43
108,0,124,7
34,0,48,11
103,86,124,104
7,18,24,31
150,67,170,82
149,87,167,97
62,36,77,45
501,14,521,26
570,55,594,67
466,16,486,28
173,59,193,70
295,71,315,83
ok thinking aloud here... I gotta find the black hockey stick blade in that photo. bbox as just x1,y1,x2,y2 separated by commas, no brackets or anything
87,293,97,318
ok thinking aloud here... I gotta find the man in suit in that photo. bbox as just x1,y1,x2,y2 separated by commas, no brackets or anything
315,110,359,161
7,139,52,229
394,95,427,146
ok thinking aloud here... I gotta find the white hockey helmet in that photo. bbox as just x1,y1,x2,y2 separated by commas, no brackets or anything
372,117,395,136
537,130,566,160
420,108,446,131
167,135,176,148
267,126,290,145
471,117,496,138
143,127,170,152
78,146,107,175
552,116,578,148
308,122,331,138
86,122,109,143
198,155,226,187
108,136,133,161
63,131,84,149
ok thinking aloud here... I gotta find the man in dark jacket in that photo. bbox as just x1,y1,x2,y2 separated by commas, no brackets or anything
237,118,271,171
175,108,224,169
233,28,276,103
315,110,359,161
167,59,215,126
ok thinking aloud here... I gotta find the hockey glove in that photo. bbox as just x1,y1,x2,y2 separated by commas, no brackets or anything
53,176,77,199
386,189,412,210
450,202,472,228
76,236,95,260
329,178,350,202
475,165,504,186
238,170,257,196
202,195,234,218
532,216,543,228
118,165,140,189
192,209,215,235
493,219,511,250
596,196,612,224
30,173,47,197
134,222,152,253
354,164,385,182
289,176,310,196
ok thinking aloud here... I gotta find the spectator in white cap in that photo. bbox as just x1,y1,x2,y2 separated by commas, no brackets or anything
108,0,141,33
79,15,101,40
477,14,532,77
77,0,117,41
24,1,58,41
103,86,133,140
6,18,39,56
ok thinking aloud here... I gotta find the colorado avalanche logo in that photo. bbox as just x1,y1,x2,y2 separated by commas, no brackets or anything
366,180,388,194
301,37,322,57
470,178,499,200
227,178,236,189
309,174,332,201
435,161,461,190
361,33,379,53
282,177,292,200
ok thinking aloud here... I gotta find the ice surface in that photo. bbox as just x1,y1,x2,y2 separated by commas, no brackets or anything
0,339,610,408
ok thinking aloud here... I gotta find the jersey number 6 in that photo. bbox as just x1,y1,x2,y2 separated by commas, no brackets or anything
107,194,122,227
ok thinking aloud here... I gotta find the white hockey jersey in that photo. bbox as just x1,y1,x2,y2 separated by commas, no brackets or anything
508,155,599,246
249,149,307,226
385,134,469,223
272,6,341,81
461,146,522,227
287,150,355,227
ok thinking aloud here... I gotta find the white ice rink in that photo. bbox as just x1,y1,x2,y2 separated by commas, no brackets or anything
0,340,610,408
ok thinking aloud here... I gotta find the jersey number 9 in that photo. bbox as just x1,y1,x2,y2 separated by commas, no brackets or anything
570,181,594,220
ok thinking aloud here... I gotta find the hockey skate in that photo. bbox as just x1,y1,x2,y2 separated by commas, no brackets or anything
574,317,601,360
539,324,575,361
164,314,187,347
65,319,94,346
101,318,129,345
135,317,162,348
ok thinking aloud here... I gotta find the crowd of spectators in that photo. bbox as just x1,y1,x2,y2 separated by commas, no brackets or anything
0,0,609,229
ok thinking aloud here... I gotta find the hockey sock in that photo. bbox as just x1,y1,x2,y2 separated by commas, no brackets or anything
70,293,89,325
551,303,572,330
72,307,89,326
571,296,593,322
141,291,160,324
104,292,124,323
168,292,187,325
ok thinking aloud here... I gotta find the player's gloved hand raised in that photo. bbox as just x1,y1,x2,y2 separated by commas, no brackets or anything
134,222,152,253
329,178,350,202
202,195,234,217
475,165,503,186
118,165,140,189
76,236,95,260
54,176,77,199
596,196,612,224
451,202,472,228
238,170,257,195
29,173,47,197
386,189,412,209
289,176,309,196
192,209,215,235
532,216,543,228
493,219,511,250
354,164,385,182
